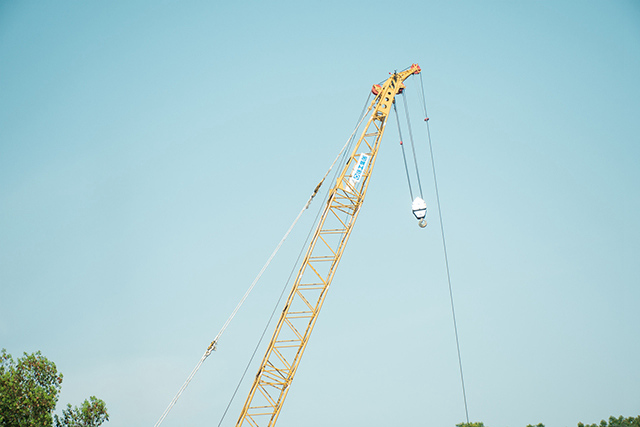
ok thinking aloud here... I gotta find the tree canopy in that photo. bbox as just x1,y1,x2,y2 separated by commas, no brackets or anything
54,396,109,427
458,417,640,427
579,416,640,427
0,349,109,427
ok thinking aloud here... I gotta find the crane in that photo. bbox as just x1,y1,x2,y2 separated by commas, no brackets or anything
235,63,422,427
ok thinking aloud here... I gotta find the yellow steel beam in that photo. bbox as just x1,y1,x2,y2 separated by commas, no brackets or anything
235,64,421,427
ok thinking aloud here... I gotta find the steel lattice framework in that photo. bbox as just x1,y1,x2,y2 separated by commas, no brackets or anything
235,64,422,427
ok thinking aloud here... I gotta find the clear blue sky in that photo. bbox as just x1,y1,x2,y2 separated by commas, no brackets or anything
1,1,639,427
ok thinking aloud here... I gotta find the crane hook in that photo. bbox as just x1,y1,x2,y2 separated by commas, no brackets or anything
412,197,427,228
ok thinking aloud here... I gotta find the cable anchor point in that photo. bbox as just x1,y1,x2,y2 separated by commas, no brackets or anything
205,339,218,357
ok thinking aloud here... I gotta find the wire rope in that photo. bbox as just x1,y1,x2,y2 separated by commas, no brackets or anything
215,216,317,427
215,136,352,427
393,100,415,201
419,73,470,424
401,91,424,198
153,204,307,427
215,97,365,427
154,95,372,427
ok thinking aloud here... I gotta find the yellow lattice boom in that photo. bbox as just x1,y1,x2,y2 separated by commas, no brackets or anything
235,63,422,427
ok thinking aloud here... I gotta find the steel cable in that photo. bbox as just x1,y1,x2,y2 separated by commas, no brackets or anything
215,96,367,427
401,91,424,198
393,100,415,201
419,73,470,424
154,95,372,427
215,138,352,427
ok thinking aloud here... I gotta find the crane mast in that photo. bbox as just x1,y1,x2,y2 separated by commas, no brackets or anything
235,64,422,427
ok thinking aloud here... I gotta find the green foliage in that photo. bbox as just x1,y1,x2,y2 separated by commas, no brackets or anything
456,418,640,427
579,416,640,427
54,396,109,427
0,349,109,427
0,348,63,427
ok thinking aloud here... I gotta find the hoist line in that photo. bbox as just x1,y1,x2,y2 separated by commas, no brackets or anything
392,100,415,201
216,140,351,427
417,72,429,119
419,73,470,425
401,91,424,198
153,95,373,427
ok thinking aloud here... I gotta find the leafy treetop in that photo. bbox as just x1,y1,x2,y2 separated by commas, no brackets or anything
579,416,640,427
458,417,640,427
0,349,109,427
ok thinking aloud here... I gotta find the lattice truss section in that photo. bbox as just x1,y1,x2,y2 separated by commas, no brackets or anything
236,65,420,427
